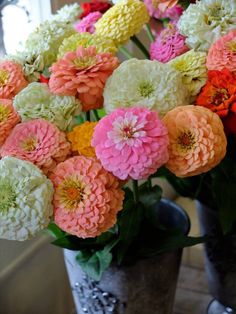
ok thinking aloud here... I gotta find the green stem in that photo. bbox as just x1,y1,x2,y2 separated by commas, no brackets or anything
132,180,139,203
119,46,134,59
93,110,100,121
86,111,91,122
145,24,155,42
131,35,150,59
148,178,152,189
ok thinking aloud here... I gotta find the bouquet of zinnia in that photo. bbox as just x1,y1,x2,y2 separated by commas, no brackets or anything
0,0,231,281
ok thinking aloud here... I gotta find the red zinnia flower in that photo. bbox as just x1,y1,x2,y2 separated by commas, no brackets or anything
80,0,111,18
196,69,236,118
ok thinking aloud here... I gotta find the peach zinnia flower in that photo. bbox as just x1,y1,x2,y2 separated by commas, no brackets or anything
0,99,20,146
1,119,70,174
0,60,28,99
67,121,97,157
163,105,227,177
49,46,119,111
50,156,124,238
207,30,236,72
196,69,236,118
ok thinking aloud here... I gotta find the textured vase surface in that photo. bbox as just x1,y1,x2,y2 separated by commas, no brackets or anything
196,201,236,310
64,198,190,314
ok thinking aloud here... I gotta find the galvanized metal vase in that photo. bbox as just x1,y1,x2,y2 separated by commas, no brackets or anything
64,198,190,314
196,201,236,313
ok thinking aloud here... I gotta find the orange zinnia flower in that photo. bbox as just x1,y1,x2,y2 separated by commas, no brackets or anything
196,69,236,118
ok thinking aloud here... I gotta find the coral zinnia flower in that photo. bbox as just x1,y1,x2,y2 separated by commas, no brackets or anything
1,119,70,174
150,23,188,63
0,61,28,99
50,156,124,238
67,121,97,157
49,46,119,111
196,69,236,118
163,105,227,177
92,107,169,180
95,0,150,46
207,30,236,72
0,99,20,146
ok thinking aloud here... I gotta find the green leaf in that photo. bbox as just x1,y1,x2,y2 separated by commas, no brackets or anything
76,240,118,281
116,199,144,264
97,108,106,118
139,184,162,227
47,222,65,238
74,114,84,125
52,235,101,251
137,230,206,257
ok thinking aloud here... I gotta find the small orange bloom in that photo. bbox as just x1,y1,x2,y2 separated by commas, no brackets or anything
196,69,236,118
67,121,97,157
158,0,178,11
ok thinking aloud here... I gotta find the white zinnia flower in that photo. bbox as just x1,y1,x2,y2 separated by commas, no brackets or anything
13,83,81,131
103,59,189,117
178,0,236,51
0,157,54,241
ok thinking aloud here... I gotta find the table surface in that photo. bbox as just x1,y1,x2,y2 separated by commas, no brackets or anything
174,265,212,314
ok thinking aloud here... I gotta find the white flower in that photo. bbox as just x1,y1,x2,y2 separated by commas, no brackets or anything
13,82,81,131
52,3,82,23
0,157,54,241
103,59,189,117
178,0,236,51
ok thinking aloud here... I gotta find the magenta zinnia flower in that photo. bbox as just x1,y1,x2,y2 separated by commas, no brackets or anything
1,119,70,174
49,46,119,111
92,107,169,180
75,11,102,34
50,156,124,238
150,23,189,63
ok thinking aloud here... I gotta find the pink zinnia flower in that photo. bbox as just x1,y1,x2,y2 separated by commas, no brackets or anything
92,107,169,180
1,119,70,174
75,11,102,34
207,30,236,73
144,0,183,20
150,23,189,63
50,156,124,238
0,61,28,99
0,99,20,146
49,46,119,111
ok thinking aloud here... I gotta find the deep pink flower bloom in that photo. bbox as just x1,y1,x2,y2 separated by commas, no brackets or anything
92,107,169,180
150,23,189,63
75,11,102,34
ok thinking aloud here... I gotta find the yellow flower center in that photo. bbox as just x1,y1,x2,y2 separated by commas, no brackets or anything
178,130,196,151
21,137,38,151
212,88,229,105
0,69,9,87
227,40,236,53
138,81,155,98
59,177,85,210
204,5,222,25
152,0,160,9
73,56,96,69
0,104,10,122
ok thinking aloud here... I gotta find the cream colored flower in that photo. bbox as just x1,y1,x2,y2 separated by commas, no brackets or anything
0,157,53,241
24,20,76,67
58,32,117,59
168,50,207,98
13,82,81,131
95,0,150,46
104,58,189,117
178,0,236,51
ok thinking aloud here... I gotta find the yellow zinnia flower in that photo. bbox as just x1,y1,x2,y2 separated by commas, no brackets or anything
58,33,117,59
67,121,97,157
95,0,150,46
